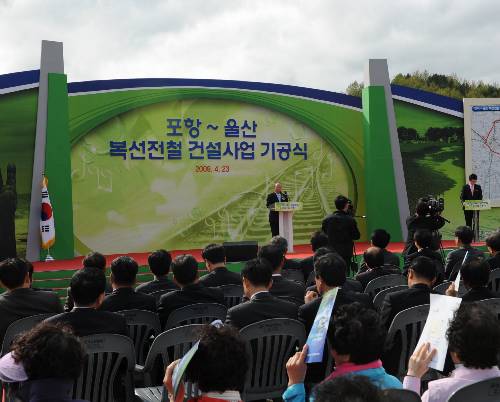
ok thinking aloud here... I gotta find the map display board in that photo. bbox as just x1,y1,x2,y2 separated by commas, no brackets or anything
464,99,500,207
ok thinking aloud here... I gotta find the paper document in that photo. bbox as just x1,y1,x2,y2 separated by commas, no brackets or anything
415,294,462,371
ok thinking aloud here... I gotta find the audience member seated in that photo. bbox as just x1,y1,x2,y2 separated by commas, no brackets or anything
446,258,494,302
270,235,301,270
163,324,248,402
283,303,402,402
46,267,127,337
225,258,298,329
305,247,363,293
299,253,372,384
362,229,400,269
136,249,178,294
355,247,400,290
199,243,241,287
444,226,484,280
259,244,305,304
403,229,444,283
380,256,437,330
99,256,156,312
0,322,86,402
312,375,382,402
299,231,329,282
24,259,52,292
64,251,112,312
0,258,62,345
486,230,500,270
158,254,225,327
403,303,500,402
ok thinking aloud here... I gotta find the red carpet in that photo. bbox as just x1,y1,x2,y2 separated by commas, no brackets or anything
32,240,483,272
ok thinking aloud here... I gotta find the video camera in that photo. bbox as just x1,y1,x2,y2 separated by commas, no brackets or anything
421,195,445,215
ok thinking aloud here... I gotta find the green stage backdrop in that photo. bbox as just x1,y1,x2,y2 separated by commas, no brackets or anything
67,89,365,254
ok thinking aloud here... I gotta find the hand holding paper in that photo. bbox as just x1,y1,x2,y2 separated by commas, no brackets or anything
414,294,462,371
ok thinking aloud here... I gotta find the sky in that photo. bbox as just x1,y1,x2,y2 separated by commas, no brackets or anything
1,0,499,93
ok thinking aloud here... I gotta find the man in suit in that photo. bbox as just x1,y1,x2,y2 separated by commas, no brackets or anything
0,258,63,344
258,244,305,304
369,229,400,267
298,252,372,384
321,195,360,268
64,251,112,312
380,256,437,330
266,182,289,237
486,230,500,270
444,226,484,280
460,173,483,228
270,235,301,271
199,243,241,287
299,231,329,282
100,256,156,312
225,258,298,329
446,259,494,302
355,247,400,290
158,254,225,327
136,249,178,294
46,267,127,337
403,229,444,283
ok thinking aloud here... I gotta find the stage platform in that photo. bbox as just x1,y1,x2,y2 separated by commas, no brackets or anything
32,240,471,272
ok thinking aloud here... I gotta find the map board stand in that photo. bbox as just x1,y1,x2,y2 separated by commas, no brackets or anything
463,200,491,241
270,202,303,253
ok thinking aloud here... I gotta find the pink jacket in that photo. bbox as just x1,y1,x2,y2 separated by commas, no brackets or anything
403,365,500,402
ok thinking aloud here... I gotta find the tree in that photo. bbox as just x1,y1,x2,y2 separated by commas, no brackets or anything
345,81,364,97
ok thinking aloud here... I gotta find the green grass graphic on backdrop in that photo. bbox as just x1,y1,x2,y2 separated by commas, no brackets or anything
71,98,355,253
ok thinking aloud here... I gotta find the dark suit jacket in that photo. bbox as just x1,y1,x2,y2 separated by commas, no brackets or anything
306,278,363,294
270,274,305,303
283,258,301,270
298,288,373,384
199,267,241,288
321,211,360,258
135,276,178,294
404,248,444,283
0,287,63,344
225,291,298,329
158,283,225,327
487,254,500,271
355,265,401,290
444,246,485,280
380,283,434,329
64,281,112,312
299,256,314,282
462,286,496,302
99,287,157,312
404,215,446,255
360,249,400,271
45,307,128,337
266,192,289,221
460,184,483,202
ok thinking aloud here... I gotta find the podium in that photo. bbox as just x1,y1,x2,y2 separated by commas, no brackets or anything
270,202,303,252
463,200,491,241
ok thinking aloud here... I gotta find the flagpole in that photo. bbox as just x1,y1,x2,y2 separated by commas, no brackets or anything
45,247,54,262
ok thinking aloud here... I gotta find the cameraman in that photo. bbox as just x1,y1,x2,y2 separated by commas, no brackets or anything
321,195,360,268
403,198,446,257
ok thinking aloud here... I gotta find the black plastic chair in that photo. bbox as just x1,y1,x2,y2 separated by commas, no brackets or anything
373,285,408,310
239,318,306,401
74,334,136,402
117,309,161,365
282,269,305,284
488,268,500,295
364,274,407,299
276,295,304,306
447,376,500,401
136,324,203,386
433,281,467,297
165,303,227,330
219,284,244,308
386,304,430,379
1,313,56,356
135,386,164,401
383,388,422,401
477,298,500,320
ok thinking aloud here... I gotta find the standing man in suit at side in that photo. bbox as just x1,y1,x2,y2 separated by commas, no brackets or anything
460,173,483,228
266,182,288,237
